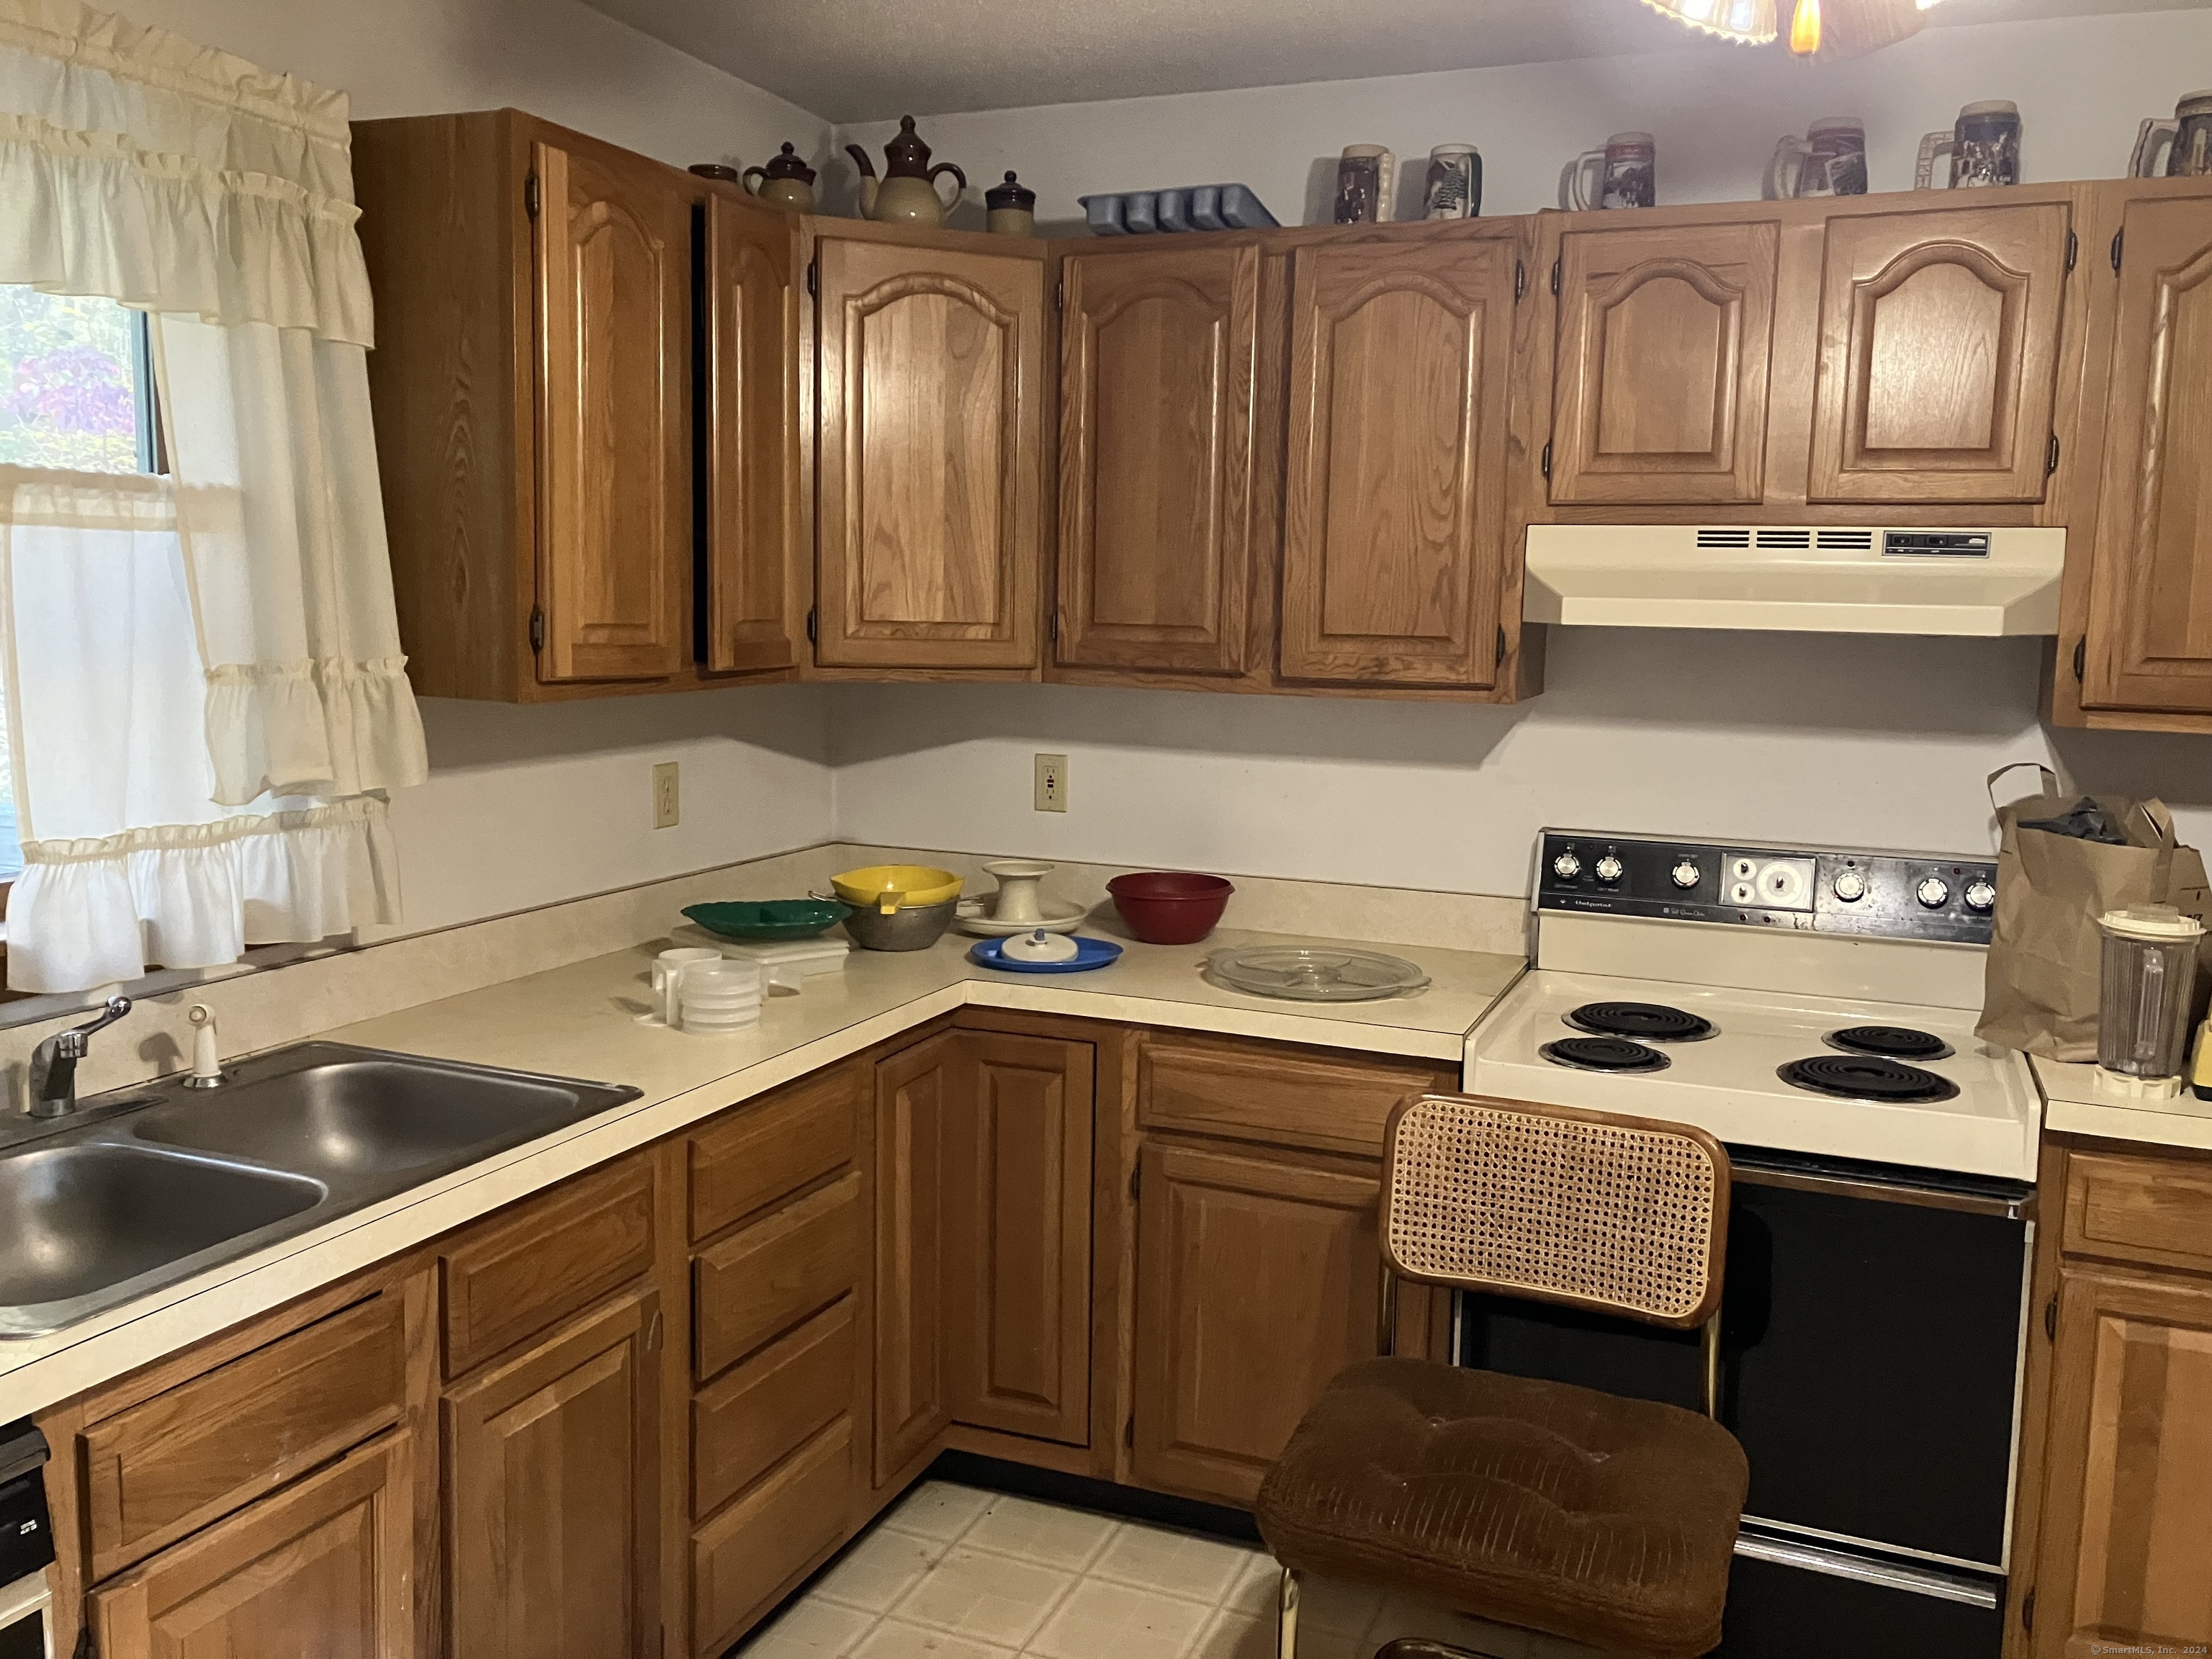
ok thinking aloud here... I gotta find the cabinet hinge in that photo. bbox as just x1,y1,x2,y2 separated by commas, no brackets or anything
2111,228,2125,273
2065,229,2077,272
1514,260,1526,303
646,1308,663,1353
2020,1587,2036,1634
1540,441,1552,481
1496,625,1508,667
806,607,817,644
2073,638,2086,684
1050,613,1060,643
1125,1416,1136,1449
806,258,818,298
528,606,545,653
1129,1161,1141,1202
523,174,540,220
2046,432,2061,477
1550,257,1562,297
2044,1293,2058,1340
1055,279,1065,312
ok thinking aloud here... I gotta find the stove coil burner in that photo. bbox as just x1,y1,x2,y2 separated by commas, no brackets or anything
1542,1036,1671,1074
1778,1055,1959,1103
1564,1002,1717,1043
1825,1025,1954,1063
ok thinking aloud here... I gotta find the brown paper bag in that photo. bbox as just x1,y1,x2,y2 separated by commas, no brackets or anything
1977,764,2211,1061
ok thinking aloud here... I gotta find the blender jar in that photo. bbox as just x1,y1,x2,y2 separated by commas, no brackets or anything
2097,904,2207,1098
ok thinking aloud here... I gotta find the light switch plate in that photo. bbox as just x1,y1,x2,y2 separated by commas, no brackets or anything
1034,753,1067,813
652,761,680,829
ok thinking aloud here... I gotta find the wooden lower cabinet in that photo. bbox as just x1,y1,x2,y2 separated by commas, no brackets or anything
945,1031,1097,1446
2030,1267,2212,1655
90,1431,418,1659
1131,1141,1390,1506
444,1290,662,1658
873,1035,956,1485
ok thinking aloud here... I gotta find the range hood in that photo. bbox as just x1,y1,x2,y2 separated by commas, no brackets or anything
1522,524,2064,636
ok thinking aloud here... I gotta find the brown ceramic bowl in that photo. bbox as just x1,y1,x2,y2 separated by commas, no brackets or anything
1107,871,1235,945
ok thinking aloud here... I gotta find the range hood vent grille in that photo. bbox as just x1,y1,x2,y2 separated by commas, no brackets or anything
1524,524,2064,637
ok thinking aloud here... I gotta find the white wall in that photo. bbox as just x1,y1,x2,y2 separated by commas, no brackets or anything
830,635,2212,898
834,9,2212,229
112,0,842,935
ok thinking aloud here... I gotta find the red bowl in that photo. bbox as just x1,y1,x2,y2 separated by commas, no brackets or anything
1107,871,1235,945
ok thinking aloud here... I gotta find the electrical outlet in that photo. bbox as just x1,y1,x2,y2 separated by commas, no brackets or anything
652,761,680,830
1034,752,1068,813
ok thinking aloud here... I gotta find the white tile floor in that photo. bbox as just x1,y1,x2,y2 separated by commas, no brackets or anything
733,1481,1557,1659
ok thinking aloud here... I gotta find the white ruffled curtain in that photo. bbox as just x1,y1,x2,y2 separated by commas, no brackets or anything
0,0,426,992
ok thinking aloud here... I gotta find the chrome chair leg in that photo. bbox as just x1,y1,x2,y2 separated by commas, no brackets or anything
1277,1568,1301,1659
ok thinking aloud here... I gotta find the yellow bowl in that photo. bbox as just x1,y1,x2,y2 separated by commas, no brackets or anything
832,864,963,914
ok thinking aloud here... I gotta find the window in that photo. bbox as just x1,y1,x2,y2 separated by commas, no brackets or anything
0,288,162,882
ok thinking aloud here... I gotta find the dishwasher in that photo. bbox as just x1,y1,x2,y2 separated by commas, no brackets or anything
0,1423,53,1658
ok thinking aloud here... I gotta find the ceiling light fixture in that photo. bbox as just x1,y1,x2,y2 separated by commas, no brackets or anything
1789,0,1822,53
1635,0,1779,46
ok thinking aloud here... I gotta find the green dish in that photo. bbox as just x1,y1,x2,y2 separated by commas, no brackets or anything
682,899,850,942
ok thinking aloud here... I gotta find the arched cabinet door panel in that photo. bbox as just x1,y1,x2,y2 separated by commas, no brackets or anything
1547,220,1779,506
1280,228,1517,687
701,192,804,673
2082,192,2212,714
1056,243,1261,676
814,235,1044,670
532,138,689,682
1807,203,2070,504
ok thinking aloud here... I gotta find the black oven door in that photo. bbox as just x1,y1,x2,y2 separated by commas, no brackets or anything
1457,1148,2032,1570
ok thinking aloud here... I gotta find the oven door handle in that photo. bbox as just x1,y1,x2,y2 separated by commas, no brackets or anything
1732,1163,2030,1220
1733,1532,2000,1609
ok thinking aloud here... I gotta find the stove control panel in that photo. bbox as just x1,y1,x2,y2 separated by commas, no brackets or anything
1534,832,1998,944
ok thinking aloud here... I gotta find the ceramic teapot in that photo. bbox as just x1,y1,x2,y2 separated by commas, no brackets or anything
845,115,968,225
743,142,817,211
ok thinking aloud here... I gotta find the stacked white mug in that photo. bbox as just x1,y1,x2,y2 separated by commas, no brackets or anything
677,960,763,1033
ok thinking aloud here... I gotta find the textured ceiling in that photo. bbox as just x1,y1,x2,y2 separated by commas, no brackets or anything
584,0,2212,122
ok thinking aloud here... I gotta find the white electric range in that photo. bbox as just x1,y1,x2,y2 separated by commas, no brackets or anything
1455,831,2039,1659
1464,830,2040,1181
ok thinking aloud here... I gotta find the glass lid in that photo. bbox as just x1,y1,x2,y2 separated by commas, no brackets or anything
1208,945,1430,1002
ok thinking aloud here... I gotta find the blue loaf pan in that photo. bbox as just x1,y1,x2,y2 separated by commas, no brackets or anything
1078,184,1279,235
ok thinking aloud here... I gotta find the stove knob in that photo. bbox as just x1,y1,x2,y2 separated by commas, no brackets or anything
1552,850,1583,881
1833,870,1868,903
1965,878,1997,912
1671,860,1701,890
1595,854,1625,884
1916,876,1951,909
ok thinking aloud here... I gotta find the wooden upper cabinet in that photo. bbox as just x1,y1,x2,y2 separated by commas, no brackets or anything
1056,242,1260,676
701,190,804,673
531,136,689,683
2031,1267,2212,1657
445,1292,661,1658
1807,202,2070,504
1548,218,1779,505
1280,227,1518,687
814,231,1045,670
2081,189,2212,714
944,1033,1095,1447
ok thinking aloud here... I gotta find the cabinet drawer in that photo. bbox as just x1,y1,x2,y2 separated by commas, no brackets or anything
695,1170,863,1383
690,1064,860,1242
693,1297,855,1520
1138,1034,1456,1156
693,1417,853,1657
81,1294,405,1581
444,1155,655,1378
2065,1149,2212,1271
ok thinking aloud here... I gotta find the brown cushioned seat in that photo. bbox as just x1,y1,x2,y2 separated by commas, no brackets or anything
1256,1357,1748,1659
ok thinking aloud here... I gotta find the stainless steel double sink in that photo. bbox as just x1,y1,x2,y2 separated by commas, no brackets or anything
0,1043,640,1338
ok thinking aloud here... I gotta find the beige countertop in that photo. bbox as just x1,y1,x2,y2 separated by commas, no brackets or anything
2035,1053,2212,1153
0,927,1521,1419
